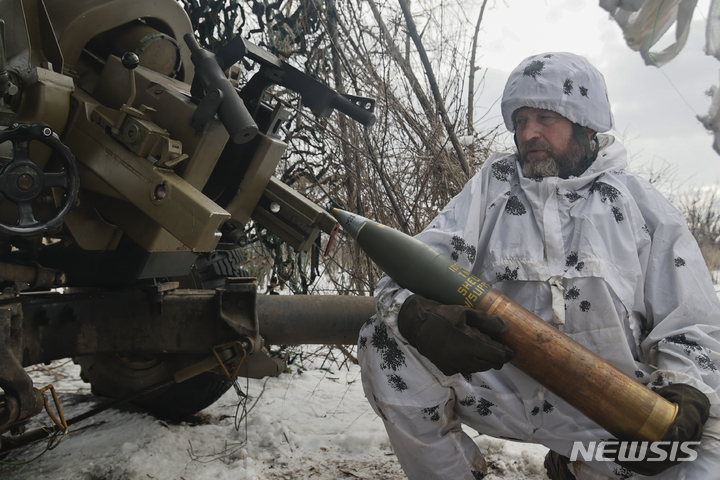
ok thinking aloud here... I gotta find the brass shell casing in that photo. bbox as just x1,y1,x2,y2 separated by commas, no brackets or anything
480,289,677,442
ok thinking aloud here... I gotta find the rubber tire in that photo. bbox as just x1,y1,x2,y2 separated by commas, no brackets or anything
75,353,232,421
75,249,249,420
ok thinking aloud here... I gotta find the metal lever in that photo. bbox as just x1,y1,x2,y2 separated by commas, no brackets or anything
184,34,258,144
111,52,140,135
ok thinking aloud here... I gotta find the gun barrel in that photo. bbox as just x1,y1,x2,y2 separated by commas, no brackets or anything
332,95,376,127
331,207,677,442
257,294,375,345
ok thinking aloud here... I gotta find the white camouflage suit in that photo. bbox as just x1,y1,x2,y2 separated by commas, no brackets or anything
358,53,720,480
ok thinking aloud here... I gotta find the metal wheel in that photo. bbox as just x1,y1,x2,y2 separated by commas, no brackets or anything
74,248,251,420
75,353,232,421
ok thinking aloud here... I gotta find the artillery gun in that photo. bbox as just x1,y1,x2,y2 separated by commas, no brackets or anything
0,0,375,438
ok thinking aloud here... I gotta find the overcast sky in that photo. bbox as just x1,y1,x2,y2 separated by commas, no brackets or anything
470,0,719,192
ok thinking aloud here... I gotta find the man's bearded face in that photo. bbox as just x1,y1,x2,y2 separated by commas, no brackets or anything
514,108,586,179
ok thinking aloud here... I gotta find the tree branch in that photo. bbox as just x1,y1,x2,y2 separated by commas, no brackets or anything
365,0,437,125
397,0,471,178
468,0,488,137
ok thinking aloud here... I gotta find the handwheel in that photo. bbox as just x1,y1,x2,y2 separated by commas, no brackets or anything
0,123,80,237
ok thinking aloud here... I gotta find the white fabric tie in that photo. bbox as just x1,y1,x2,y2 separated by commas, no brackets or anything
549,275,565,325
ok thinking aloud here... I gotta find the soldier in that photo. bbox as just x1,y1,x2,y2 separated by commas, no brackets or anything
358,52,720,480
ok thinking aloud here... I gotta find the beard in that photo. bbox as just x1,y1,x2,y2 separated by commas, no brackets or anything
519,136,586,179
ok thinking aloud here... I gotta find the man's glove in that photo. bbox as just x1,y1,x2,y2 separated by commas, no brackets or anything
397,294,514,376
544,450,576,480
615,383,710,476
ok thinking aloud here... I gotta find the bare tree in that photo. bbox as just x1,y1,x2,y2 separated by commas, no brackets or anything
676,187,720,282
397,0,471,177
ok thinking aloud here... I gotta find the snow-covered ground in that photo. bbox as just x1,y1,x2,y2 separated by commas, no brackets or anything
1,350,550,480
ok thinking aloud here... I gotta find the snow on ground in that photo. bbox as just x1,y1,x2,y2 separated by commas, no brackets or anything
0,351,550,480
